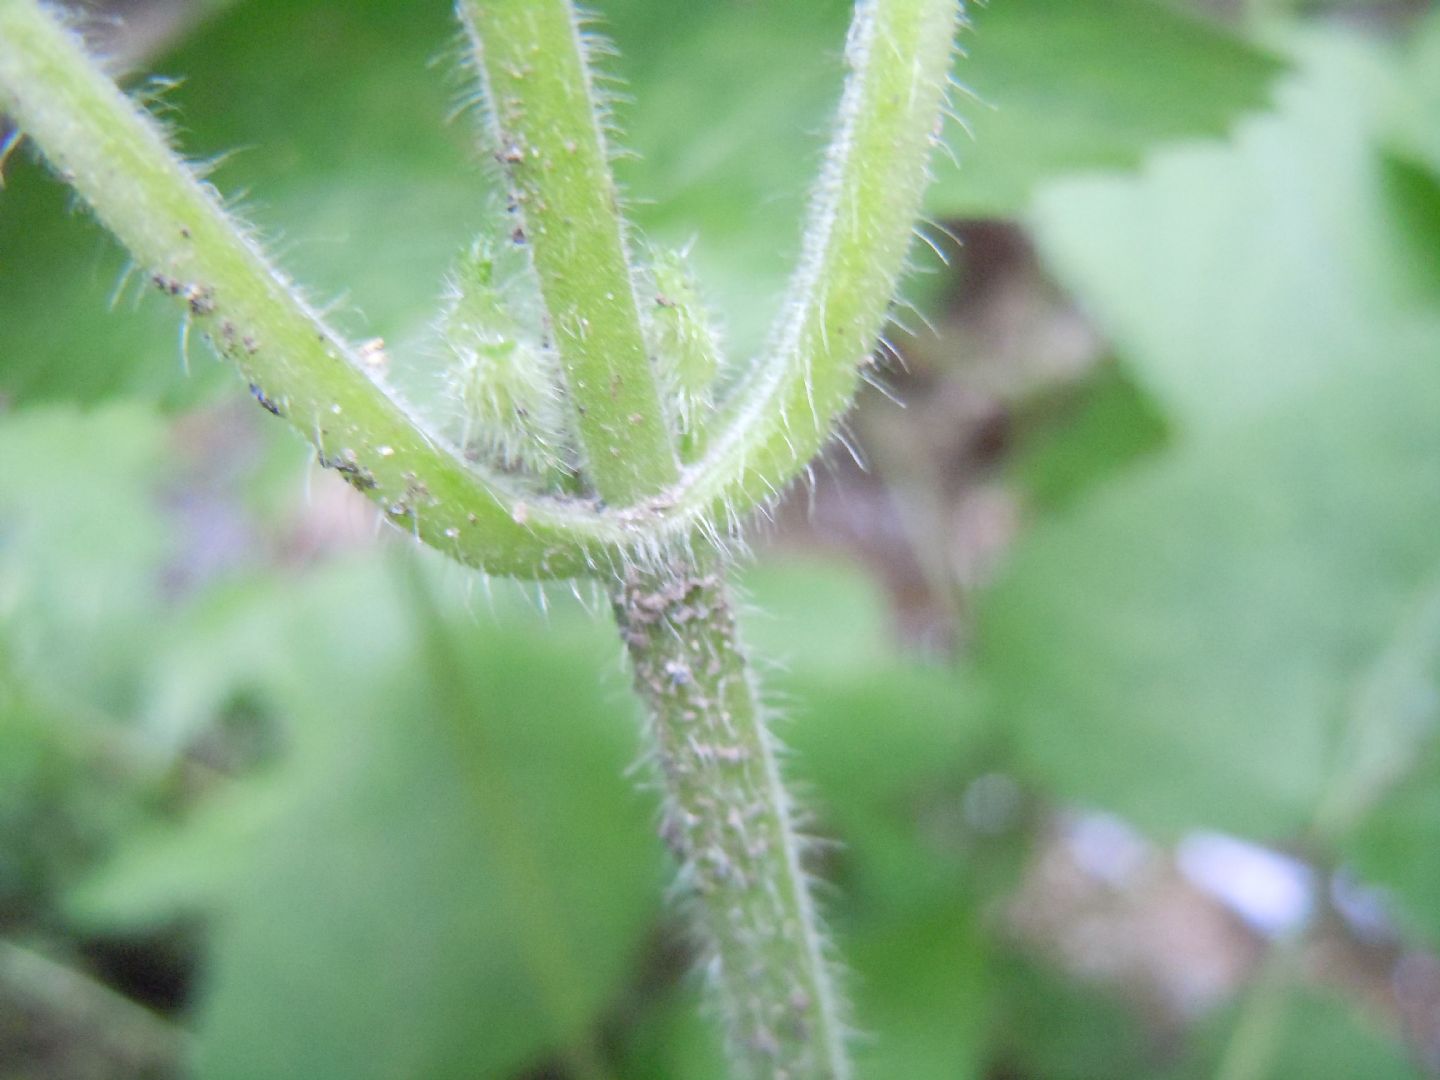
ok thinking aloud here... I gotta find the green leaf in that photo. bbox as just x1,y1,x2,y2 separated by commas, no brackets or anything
0,404,177,714
0,405,210,913
0,679,124,909
978,30,1440,838
981,338,1440,838
156,557,666,1080
615,985,728,1080
1030,31,1432,436
845,904,989,1080
737,557,898,679
64,538,994,1076
1007,360,1171,513
988,957,1155,1080
1380,153,1440,301
65,778,290,931
62,538,665,1076
931,0,1283,218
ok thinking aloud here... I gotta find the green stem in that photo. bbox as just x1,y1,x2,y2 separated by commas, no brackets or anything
679,0,961,530
0,0,959,578
613,565,849,1079
0,0,597,579
1,2,959,1076
458,0,678,506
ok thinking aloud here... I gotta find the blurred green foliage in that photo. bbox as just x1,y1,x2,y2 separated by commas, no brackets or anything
0,0,1283,401
3,0,1439,1077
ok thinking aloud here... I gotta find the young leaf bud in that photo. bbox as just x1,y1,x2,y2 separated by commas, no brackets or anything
442,239,570,484
647,246,723,456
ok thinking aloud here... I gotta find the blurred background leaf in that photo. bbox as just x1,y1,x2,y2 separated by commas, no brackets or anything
184,559,665,1080
1030,30,1438,436
929,0,1284,218
978,26,1440,839
1160,988,1418,1080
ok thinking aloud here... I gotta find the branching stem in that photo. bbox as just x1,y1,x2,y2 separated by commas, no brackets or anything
0,0,958,579
0,0,595,578
0,1,961,1075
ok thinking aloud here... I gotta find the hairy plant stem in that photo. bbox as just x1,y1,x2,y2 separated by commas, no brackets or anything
458,0,678,506
681,0,960,530
1,0,960,1074
613,565,848,1079
0,0,958,576
0,0,595,578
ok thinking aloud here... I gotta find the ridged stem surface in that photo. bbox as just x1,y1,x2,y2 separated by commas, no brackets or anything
613,565,849,1079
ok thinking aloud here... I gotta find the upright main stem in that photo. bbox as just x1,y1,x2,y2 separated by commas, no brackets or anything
452,12,855,1061
613,566,849,1079
3,0,958,1074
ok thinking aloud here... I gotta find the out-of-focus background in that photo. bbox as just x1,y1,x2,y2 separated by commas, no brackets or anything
2,0,1439,1076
